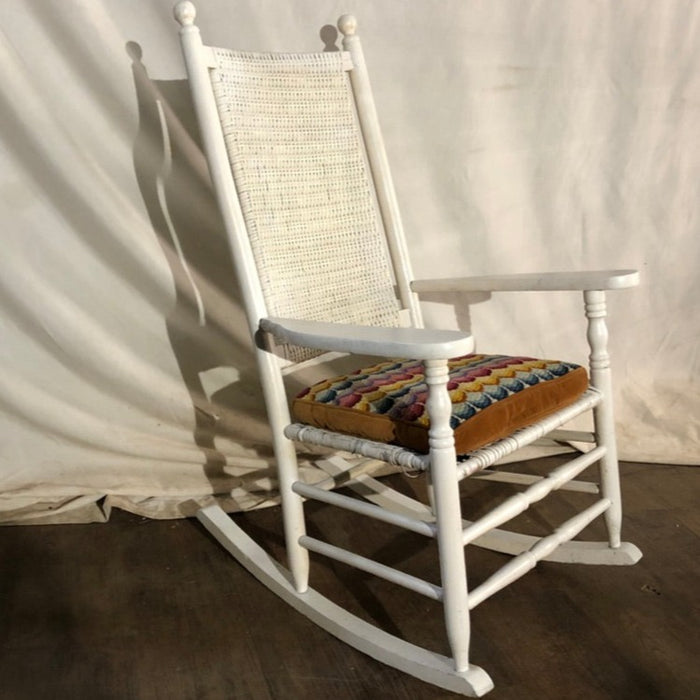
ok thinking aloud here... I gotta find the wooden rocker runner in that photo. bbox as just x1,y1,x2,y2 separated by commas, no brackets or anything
173,3,642,695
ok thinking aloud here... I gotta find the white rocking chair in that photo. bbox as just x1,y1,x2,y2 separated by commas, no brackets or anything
173,4,641,695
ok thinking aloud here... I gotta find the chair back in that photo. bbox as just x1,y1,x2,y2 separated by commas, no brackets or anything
211,49,403,360
176,7,420,362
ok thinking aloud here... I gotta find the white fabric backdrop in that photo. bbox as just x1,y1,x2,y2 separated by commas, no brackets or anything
1,0,698,524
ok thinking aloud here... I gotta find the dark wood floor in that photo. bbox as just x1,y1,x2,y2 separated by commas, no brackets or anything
1,459,699,700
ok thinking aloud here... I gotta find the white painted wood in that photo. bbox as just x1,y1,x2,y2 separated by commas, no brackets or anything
411,269,639,293
299,535,443,600
313,457,641,565
256,359,310,594
197,505,494,697
585,290,624,549
174,1,310,593
200,45,217,68
176,5,642,692
461,446,605,545
292,481,437,538
467,498,612,609
285,424,430,472
338,15,423,327
424,359,472,673
173,2,268,336
261,316,473,360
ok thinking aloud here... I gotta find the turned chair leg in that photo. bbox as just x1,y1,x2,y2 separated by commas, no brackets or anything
425,359,471,671
584,289,622,548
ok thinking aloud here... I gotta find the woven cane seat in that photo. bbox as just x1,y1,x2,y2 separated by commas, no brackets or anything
293,354,589,454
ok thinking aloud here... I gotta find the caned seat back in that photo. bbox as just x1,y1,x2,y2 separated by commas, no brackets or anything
208,48,404,361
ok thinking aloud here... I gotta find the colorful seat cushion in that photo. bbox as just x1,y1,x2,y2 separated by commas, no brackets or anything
293,354,588,455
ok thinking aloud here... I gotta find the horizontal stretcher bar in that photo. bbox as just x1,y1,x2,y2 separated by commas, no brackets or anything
293,481,437,538
462,445,606,545
467,498,611,609
299,535,443,601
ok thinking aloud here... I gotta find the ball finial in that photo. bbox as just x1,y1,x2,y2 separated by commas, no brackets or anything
174,1,196,26
337,14,357,37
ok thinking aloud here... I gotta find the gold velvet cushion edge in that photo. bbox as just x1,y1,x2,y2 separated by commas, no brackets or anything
292,356,589,455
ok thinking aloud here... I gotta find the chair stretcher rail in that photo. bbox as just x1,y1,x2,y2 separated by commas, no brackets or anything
299,535,444,601
293,481,437,537
462,445,606,545
467,498,611,609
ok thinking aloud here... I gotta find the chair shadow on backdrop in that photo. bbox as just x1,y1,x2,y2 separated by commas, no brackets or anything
128,40,278,507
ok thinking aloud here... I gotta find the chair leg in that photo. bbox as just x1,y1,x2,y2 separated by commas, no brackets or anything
584,290,622,548
259,353,310,592
276,437,311,592
593,404,623,547
425,472,437,517
425,359,471,672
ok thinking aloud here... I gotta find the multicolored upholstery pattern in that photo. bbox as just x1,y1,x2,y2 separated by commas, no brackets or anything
293,354,589,454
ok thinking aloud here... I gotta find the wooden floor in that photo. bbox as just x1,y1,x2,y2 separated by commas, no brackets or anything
1,459,699,700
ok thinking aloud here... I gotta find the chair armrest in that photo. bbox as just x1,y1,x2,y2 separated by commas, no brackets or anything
411,269,639,294
260,317,474,359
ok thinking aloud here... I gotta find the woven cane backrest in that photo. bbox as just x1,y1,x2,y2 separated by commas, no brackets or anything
209,48,403,361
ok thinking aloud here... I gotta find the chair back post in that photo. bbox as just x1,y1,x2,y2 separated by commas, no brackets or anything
338,15,423,328
174,1,269,336
175,2,310,590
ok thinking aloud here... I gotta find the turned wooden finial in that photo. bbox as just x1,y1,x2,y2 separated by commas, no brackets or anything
174,1,196,27
337,15,357,37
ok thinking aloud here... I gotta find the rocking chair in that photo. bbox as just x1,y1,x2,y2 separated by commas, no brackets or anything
173,3,641,695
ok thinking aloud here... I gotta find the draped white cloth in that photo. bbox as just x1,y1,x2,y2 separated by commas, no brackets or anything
1,0,697,523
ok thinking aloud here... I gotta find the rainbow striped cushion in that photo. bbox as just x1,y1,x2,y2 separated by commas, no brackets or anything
293,354,588,454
